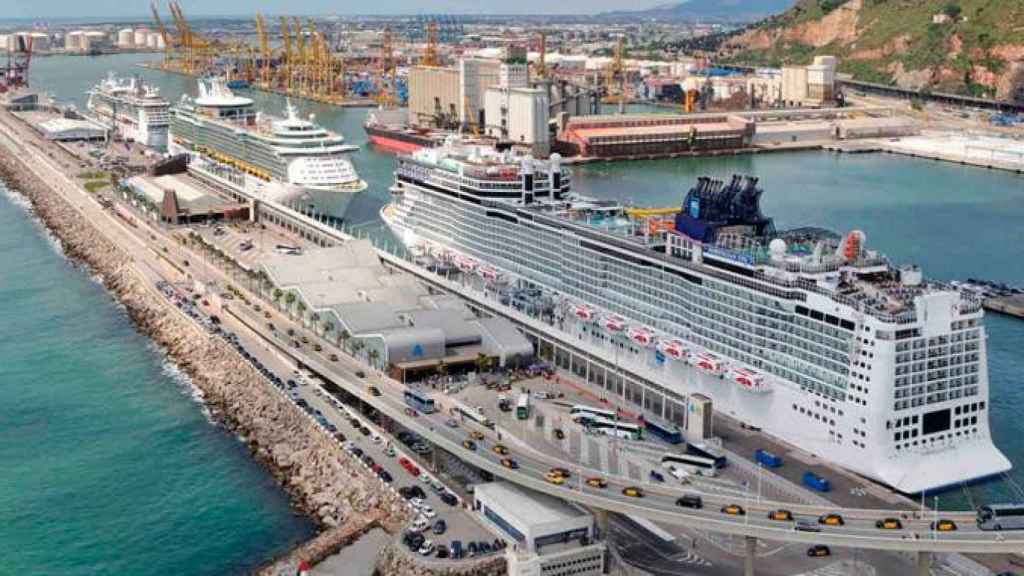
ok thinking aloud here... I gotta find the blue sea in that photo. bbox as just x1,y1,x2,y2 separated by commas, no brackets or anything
0,185,314,574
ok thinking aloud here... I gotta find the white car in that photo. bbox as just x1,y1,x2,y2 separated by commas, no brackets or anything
411,517,429,532
372,435,383,444
421,506,436,519
411,498,424,509
418,540,435,556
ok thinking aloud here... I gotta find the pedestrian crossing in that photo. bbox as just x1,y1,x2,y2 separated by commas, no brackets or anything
667,550,712,567
796,560,877,576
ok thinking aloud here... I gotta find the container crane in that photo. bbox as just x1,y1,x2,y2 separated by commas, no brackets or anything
280,17,293,91
602,37,626,113
376,26,397,108
536,31,547,79
422,20,440,67
149,1,174,68
255,14,272,88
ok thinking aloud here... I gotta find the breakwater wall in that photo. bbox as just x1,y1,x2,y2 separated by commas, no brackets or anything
0,123,411,571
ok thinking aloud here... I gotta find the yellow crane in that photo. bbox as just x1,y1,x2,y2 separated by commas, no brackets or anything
255,14,272,88
280,16,293,91
603,37,626,112
536,31,547,79
149,1,173,68
376,25,396,107
294,17,307,95
423,20,439,66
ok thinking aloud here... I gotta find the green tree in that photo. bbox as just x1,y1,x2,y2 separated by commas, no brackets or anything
272,288,283,308
310,312,320,335
943,2,961,20
340,329,351,351
368,349,380,370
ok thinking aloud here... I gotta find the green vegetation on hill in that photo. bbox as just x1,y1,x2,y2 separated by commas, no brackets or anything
724,0,1024,97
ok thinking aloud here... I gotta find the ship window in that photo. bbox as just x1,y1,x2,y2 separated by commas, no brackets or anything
922,409,952,435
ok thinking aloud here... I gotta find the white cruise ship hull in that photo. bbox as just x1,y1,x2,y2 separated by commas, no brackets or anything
381,188,1012,495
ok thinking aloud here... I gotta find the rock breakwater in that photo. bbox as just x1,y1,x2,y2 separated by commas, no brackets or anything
0,135,410,570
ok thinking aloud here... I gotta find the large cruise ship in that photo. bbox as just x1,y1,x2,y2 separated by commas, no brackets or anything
169,78,366,220
382,139,1011,494
86,73,170,148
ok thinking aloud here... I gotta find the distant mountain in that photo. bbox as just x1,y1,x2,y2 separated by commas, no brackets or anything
602,0,797,23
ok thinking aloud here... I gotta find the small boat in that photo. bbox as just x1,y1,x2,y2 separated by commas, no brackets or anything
602,315,625,333
658,339,687,361
628,326,654,347
730,367,771,393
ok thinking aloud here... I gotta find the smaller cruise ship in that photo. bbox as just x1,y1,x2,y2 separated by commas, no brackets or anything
87,73,170,148
169,78,366,220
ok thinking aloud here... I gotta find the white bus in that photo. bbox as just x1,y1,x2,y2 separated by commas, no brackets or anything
452,399,495,429
587,416,642,440
977,504,1024,531
570,404,617,424
661,452,719,477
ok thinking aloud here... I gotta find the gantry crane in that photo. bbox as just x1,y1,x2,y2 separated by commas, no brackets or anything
536,31,547,79
255,14,272,88
280,16,293,91
422,20,440,67
150,1,173,68
603,37,626,113
376,25,397,108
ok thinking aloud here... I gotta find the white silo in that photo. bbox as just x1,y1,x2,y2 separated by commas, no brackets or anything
65,30,83,51
134,28,149,47
117,28,134,48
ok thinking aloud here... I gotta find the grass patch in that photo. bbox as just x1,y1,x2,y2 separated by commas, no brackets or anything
84,180,110,194
77,171,109,180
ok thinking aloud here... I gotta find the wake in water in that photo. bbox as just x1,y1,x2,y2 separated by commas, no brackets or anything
153,341,217,425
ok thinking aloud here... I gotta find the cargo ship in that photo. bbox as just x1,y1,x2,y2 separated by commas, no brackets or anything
382,137,1010,494
169,78,365,220
363,107,446,154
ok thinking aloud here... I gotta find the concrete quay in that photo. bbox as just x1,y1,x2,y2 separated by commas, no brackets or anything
984,293,1024,320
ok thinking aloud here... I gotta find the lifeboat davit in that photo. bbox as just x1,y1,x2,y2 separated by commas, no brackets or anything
574,305,596,322
628,326,654,347
658,339,687,361
689,351,724,375
730,367,771,393
478,265,500,281
602,315,625,333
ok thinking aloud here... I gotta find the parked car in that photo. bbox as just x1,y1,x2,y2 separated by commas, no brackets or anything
433,519,447,535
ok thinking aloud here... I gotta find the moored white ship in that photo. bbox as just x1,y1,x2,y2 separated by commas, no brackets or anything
168,78,365,220
381,137,1011,494
86,72,170,148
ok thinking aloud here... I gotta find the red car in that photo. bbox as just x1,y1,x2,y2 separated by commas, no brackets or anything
399,457,420,476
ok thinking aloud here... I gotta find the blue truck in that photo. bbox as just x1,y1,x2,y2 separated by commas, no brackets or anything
754,449,782,468
802,472,831,492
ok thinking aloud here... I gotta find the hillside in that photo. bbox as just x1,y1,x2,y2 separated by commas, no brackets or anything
722,0,1024,100
601,0,795,23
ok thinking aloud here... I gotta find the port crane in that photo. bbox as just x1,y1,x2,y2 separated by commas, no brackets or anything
602,37,626,113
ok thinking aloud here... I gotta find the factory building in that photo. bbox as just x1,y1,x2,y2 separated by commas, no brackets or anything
407,65,460,129
458,58,501,132
558,113,755,159
782,56,837,107
474,482,606,576
36,117,107,141
484,86,549,156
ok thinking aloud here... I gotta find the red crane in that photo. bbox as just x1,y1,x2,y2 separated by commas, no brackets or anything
0,35,33,93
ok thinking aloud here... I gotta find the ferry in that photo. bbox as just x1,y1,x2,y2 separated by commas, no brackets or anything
169,78,366,220
381,137,1010,493
86,72,169,148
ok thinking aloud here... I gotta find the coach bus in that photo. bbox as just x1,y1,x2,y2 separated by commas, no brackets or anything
403,389,436,414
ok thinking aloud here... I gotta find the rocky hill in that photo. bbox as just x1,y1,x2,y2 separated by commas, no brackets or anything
722,0,1024,100
601,0,795,23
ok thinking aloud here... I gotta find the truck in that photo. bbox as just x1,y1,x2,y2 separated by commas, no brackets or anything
801,471,831,493
754,449,783,468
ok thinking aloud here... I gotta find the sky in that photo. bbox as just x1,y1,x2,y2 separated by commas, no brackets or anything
4,0,665,18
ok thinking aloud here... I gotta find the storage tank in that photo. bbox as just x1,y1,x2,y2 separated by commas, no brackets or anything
65,31,83,51
133,28,149,47
82,31,110,52
148,33,165,50
117,29,134,48
0,35,9,52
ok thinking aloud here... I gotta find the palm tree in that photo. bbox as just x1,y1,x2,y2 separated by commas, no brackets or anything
340,329,351,352
284,292,296,318
475,352,490,375
296,301,307,324
310,312,320,335
272,288,283,309
368,348,380,370
437,360,449,379
323,320,334,339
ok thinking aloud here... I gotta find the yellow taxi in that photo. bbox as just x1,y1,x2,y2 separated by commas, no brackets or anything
621,486,644,498
721,504,746,516
500,457,518,469
768,509,794,522
875,517,903,530
807,545,831,558
544,471,565,485
931,519,957,532
492,444,510,455
549,467,571,479
586,477,608,489
462,440,477,451
818,513,845,527
469,431,485,441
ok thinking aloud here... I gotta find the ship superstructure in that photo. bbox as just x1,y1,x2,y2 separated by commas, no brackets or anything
169,78,366,219
87,72,170,148
382,138,1010,494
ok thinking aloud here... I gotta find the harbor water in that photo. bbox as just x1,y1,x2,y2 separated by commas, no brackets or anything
0,182,315,575
17,52,1024,536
